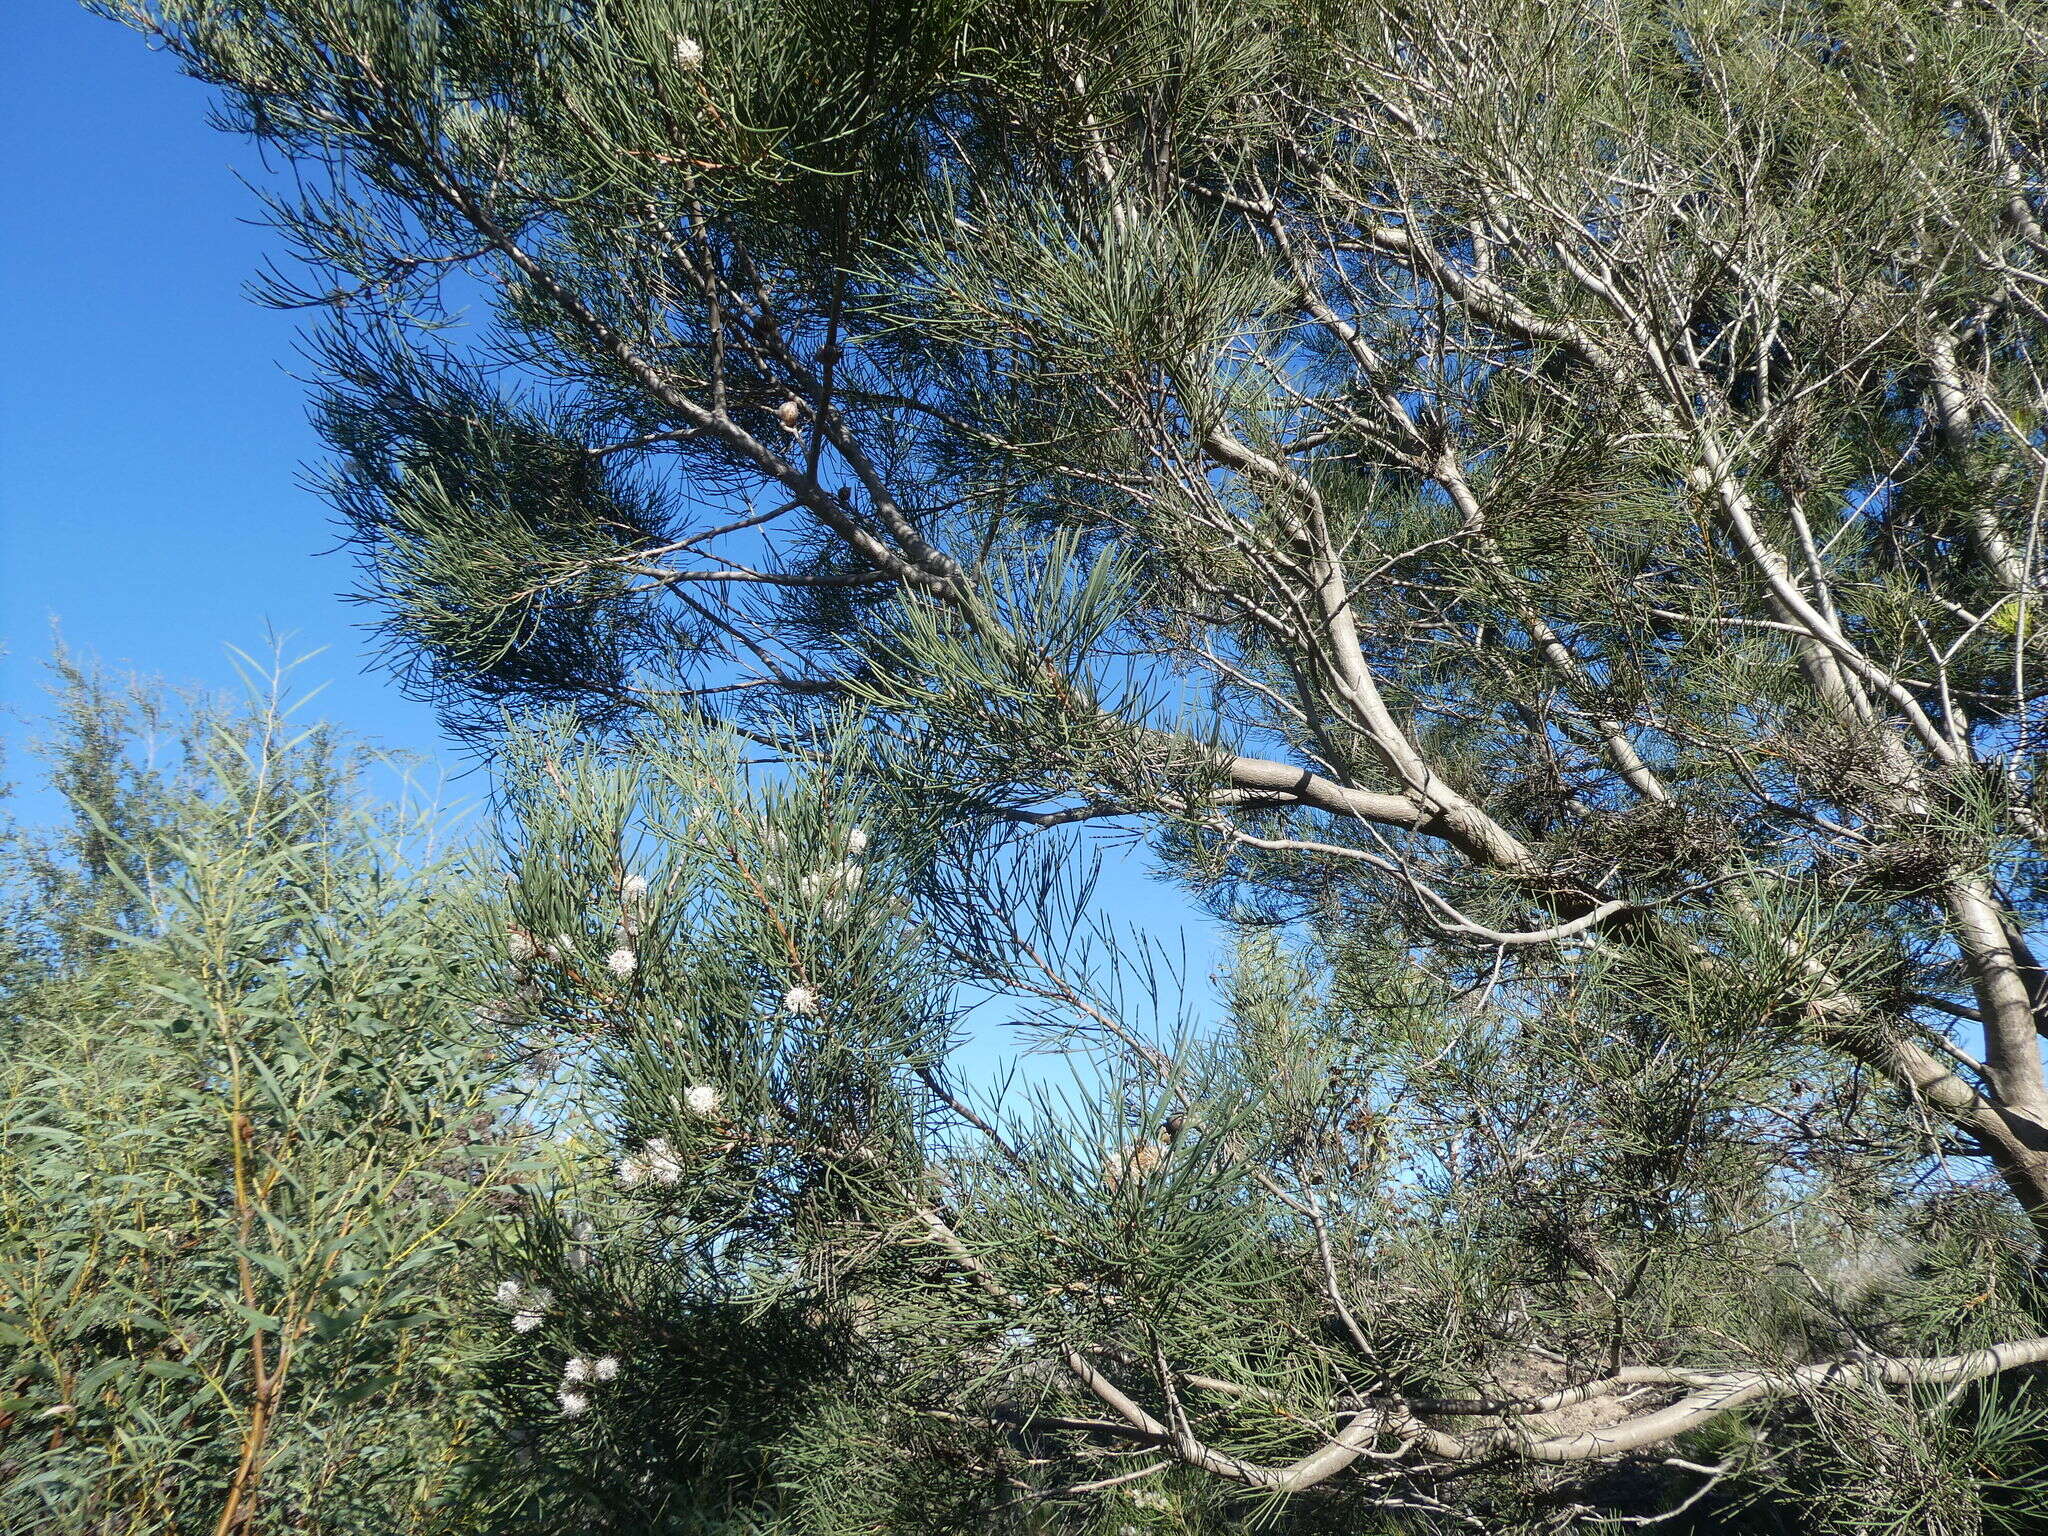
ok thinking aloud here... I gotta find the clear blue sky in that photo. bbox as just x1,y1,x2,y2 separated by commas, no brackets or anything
2,4,455,795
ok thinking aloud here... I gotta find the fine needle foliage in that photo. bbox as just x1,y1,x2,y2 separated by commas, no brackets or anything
0,657,523,1534
449,722,2048,1534
75,0,2048,1529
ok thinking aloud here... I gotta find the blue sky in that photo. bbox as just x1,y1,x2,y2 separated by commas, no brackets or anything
2,5,456,804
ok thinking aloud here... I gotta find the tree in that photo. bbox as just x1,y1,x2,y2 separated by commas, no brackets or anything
98,0,2048,1527
0,659,522,1534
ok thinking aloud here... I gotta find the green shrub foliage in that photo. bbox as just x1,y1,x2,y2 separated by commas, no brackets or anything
0,660,519,1534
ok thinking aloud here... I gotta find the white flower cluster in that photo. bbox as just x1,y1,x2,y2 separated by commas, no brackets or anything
672,33,704,69
683,1083,722,1117
507,927,582,967
768,827,876,1013
799,861,864,902
557,1354,621,1416
610,871,652,976
494,1278,553,1334
616,1136,685,1188
800,827,872,920
561,1353,620,1383
556,1352,623,1415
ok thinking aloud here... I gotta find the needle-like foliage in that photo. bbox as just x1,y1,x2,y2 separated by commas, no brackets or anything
82,0,2048,1526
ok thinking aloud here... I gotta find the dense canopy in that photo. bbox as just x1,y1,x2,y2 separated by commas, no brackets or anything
61,0,2048,1528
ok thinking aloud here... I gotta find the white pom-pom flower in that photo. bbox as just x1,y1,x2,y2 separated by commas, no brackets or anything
799,863,864,903
673,34,704,69
563,1356,593,1383
684,1084,722,1117
616,1154,647,1188
593,1355,621,1382
622,873,649,902
644,1137,685,1185
606,946,638,979
556,1388,590,1418
845,826,870,856
511,1310,544,1334
494,1279,525,1308
783,984,820,1016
